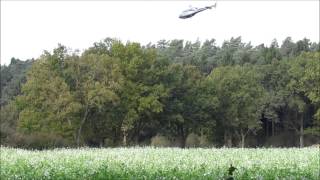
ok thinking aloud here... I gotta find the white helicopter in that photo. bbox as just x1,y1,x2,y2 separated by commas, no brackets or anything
179,2,217,19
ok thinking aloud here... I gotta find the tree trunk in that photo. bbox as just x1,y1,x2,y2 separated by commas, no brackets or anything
227,137,232,148
240,129,245,148
132,121,141,145
272,119,275,136
77,105,89,147
134,135,139,145
300,114,304,148
299,133,304,148
266,119,269,137
123,128,127,146
224,132,227,147
224,131,232,148
177,124,186,148
113,128,118,146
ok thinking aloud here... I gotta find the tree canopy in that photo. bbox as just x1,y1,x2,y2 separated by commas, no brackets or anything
1,37,319,148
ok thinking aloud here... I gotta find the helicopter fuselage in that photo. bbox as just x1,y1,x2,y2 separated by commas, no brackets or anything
179,4,216,19
179,7,208,19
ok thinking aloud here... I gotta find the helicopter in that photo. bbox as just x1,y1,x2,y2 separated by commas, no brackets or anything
179,2,217,19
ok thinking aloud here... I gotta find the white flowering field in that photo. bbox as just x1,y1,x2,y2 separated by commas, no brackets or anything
0,147,319,179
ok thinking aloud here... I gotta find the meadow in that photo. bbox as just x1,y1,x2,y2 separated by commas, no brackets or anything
0,147,319,180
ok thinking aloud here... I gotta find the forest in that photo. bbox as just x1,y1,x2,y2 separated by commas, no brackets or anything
0,36,319,149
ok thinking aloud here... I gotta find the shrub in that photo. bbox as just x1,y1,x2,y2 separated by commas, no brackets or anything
199,135,212,147
103,138,114,147
150,135,171,147
264,132,297,147
11,132,69,149
185,133,200,148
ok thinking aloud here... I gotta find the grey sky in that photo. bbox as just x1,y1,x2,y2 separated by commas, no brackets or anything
1,0,319,65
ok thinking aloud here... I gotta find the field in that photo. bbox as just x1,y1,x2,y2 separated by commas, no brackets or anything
1,147,319,180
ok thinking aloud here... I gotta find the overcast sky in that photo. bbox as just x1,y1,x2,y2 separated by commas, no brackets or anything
1,0,319,65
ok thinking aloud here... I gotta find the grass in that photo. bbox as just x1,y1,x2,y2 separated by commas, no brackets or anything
1,147,319,179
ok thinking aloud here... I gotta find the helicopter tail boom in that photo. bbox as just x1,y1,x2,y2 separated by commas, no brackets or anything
206,3,217,9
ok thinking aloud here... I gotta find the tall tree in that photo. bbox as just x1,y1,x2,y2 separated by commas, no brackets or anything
299,52,320,137
108,41,168,145
208,65,265,147
160,64,208,147
16,52,81,140
280,37,296,58
64,53,123,146
0,58,33,106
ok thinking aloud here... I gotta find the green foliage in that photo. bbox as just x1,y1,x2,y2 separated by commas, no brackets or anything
207,65,265,147
0,58,33,106
0,101,19,145
1,37,319,148
298,52,320,135
16,57,80,139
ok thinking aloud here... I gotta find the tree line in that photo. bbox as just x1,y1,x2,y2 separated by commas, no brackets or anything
1,37,319,149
